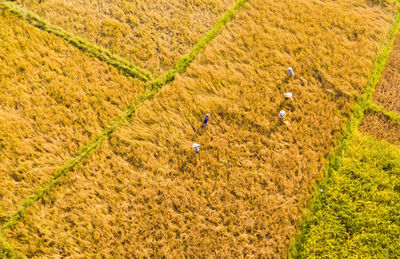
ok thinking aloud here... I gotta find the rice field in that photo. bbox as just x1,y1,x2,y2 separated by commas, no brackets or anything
14,0,235,74
359,111,400,145
290,136,400,258
1,0,397,257
290,6,400,257
0,9,145,222
373,33,400,114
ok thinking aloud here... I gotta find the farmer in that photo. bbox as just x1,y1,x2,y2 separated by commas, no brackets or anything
192,143,200,154
287,67,294,77
284,92,293,101
279,110,286,120
203,113,210,127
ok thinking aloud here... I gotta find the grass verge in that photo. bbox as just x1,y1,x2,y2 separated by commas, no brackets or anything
288,6,400,258
0,0,152,82
369,103,400,123
0,0,248,256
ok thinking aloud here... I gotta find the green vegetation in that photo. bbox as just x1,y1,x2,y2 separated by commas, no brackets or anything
290,136,400,258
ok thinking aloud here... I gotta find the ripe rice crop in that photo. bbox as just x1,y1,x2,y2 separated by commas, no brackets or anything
289,13,400,257
0,9,145,221
15,0,235,74
6,0,393,257
2,0,397,257
373,33,400,114
359,111,400,145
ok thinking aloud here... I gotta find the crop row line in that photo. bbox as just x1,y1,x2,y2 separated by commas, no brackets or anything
0,0,153,82
288,7,400,257
0,0,249,257
368,102,400,124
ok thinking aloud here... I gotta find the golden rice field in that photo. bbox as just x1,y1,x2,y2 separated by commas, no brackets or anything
15,0,235,74
360,30,400,146
360,111,400,146
1,0,398,257
291,6,400,256
0,9,145,222
373,33,400,114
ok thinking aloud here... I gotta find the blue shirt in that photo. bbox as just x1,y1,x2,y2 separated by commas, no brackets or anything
203,116,209,125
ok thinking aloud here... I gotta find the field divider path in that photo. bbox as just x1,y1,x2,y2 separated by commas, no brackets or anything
0,0,249,257
0,0,153,82
288,7,400,258
368,103,400,123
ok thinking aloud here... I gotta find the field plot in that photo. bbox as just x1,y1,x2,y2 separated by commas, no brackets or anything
373,33,400,114
360,111,400,146
3,0,396,257
15,0,235,74
289,137,400,258
0,10,145,220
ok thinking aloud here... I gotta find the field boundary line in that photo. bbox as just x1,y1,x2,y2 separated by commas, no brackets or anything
0,0,153,82
368,103,400,123
0,0,249,257
288,7,400,258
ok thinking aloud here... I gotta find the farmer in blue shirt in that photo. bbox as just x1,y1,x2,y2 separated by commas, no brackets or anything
203,113,210,127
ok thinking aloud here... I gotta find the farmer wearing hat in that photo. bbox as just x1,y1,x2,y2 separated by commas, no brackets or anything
192,143,200,154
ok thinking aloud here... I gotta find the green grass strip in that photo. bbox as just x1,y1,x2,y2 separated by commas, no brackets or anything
0,0,248,256
0,0,153,82
288,7,400,258
368,103,400,124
